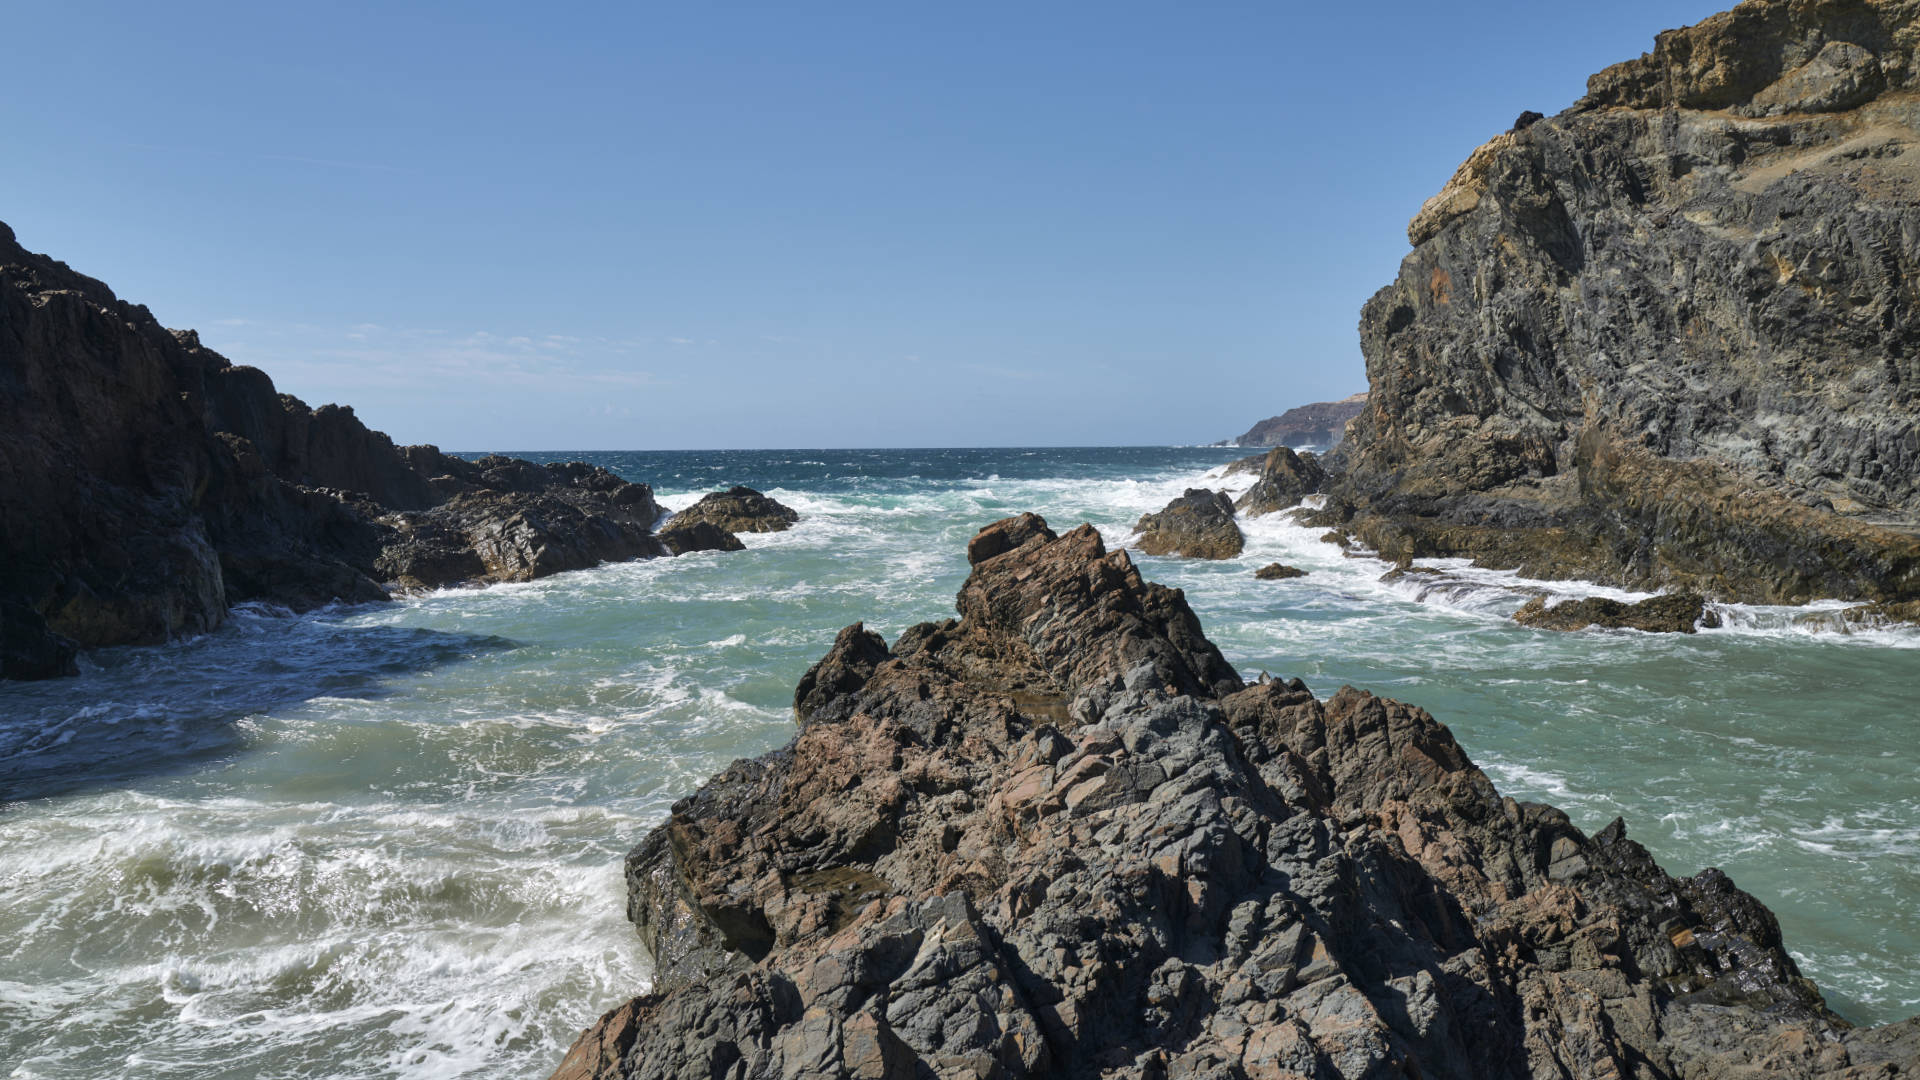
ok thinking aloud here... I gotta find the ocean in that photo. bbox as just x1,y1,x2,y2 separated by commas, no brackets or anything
2,446,1916,1079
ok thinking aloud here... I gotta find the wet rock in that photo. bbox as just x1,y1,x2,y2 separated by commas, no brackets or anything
671,486,799,534
657,519,746,556
1514,592,1721,634
554,514,1920,1080
1235,447,1328,517
376,466,665,589
1254,563,1306,580
1321,0,1920,606
966,511,1053,565
1,602,78,681
0,220,687,676
1133,488,1244,559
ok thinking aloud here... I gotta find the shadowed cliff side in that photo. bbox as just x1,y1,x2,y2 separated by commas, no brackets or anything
0,221,675,679
551,514,1920,1080
1316,0,1920,605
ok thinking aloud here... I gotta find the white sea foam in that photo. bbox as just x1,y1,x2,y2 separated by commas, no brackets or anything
5,446,1918,1074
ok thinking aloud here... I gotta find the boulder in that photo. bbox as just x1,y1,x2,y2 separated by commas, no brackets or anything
1254,562,1306,580
377,469,666,588
671,486,799,534
1513,592,1720,634
1235,446,1328,517
554,514,1920,1080
657,519,746,556
1133,488,1244,559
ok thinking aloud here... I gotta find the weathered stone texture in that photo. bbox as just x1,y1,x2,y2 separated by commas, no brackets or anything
555,514,1920,1080
1319,0,1920,605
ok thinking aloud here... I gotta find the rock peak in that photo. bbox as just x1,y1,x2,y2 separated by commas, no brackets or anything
554,512,1919,1080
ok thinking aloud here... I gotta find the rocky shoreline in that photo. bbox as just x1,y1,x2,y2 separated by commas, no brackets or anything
0,220,795,680
553,514,1920,1079
1302,0,1920,608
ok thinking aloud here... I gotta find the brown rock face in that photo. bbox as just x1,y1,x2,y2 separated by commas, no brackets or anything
670,486,800,534
1514,593,1722,634
1319,0,1920,605
1134,489,1245,560
554,514,1920,1080
1234,447,1328,518
0,222,687,678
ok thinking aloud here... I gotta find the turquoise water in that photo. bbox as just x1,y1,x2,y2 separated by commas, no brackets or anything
2,446,1916,1079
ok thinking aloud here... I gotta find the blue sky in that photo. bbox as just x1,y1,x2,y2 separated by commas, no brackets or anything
4,1,1727,449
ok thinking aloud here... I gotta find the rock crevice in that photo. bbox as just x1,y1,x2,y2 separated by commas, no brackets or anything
553,514,1919,1080
1319,0,1920,606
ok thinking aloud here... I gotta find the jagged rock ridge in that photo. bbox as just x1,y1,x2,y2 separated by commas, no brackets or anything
552,514,1919,1080
1317,0,1920,605
0,221,717,679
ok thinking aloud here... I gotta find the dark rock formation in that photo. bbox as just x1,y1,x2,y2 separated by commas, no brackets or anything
1133,489,1244,560
0,221,683,678
376,461,666,589
1316,0,1920,605
1254,563,1306,580
1514,592,1722,634
1234,447,1328,518
670,486,799,534
554,515,1920,1079
657,519,746,556
1224,392,1368,449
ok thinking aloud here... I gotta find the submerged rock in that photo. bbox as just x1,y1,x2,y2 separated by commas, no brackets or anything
1133,488,1244,559
1234,446,1327,517
553,513,1920,1080
1254,562,1306,580
1514,592,1721,634
1317,0,1920,606
671,486,799,534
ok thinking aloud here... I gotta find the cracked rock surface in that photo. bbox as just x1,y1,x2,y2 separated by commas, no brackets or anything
0,222,702,678
552,514,1919,1080
1317,0,1920,605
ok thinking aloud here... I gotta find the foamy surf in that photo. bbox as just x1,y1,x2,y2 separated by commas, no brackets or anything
3,446,1917,1077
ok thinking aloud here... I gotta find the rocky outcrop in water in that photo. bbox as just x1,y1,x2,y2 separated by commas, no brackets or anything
553,514,1920,1079
1254,563,1306,580
657,519,747,556
1224,393,1368,449
1133,488,1244,559
1234,448,1328,518
1316,0,1920,606
375,458,665,589
670,486,799,534
0,222,679,678
1514,593,1721,634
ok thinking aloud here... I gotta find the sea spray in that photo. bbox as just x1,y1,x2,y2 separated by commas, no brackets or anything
3,446,1917,1078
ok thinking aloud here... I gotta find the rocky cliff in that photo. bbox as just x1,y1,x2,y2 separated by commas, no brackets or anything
0,221,676,679
551,515,1920,1080
1224,393,1368,450
1317,0,1920,605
